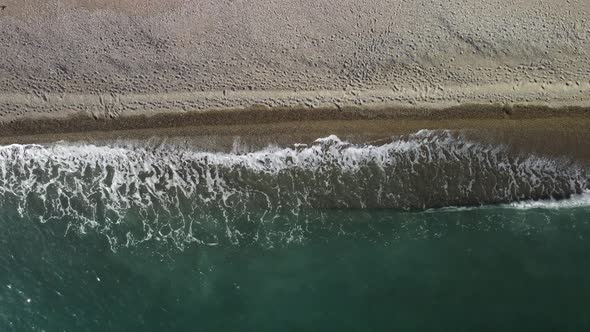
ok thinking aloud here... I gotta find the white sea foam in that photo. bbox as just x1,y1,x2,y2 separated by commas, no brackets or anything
0,130,587,249
426,191,590,213
503,190,590,210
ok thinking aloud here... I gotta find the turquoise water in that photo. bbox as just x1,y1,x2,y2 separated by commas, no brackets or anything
2,204,590,331
1,131,590,331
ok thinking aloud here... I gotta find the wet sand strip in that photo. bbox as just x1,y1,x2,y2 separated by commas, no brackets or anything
1,105,589,167
1,104,589,139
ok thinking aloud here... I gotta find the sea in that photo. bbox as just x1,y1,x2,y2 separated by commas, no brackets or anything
1,130,589,331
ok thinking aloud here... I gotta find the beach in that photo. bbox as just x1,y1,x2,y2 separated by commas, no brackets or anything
2,1,590,331
0,0,589,132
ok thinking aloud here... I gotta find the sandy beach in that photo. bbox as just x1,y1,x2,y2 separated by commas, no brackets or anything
0,0,589,135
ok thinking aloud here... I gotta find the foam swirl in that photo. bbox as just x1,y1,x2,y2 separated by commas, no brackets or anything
0,130,587,249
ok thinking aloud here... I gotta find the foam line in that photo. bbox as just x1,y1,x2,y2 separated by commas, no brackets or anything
0,130,587,249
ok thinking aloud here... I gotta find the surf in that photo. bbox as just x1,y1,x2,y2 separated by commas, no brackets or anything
0,130,587,249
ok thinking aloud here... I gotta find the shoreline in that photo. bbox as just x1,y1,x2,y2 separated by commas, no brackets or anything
1,81,589,124
2,116,590,168
0,0,588,160
1,97,590,138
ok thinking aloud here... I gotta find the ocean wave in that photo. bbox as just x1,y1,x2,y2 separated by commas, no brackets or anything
425,190,590,213
504,190,590,210
0,130,587,249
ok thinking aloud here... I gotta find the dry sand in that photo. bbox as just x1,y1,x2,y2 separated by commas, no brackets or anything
0,0,589,134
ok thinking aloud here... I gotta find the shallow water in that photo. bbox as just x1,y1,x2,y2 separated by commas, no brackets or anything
1,131,590,331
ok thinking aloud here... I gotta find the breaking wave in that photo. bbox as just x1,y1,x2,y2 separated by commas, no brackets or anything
0,130,587,249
